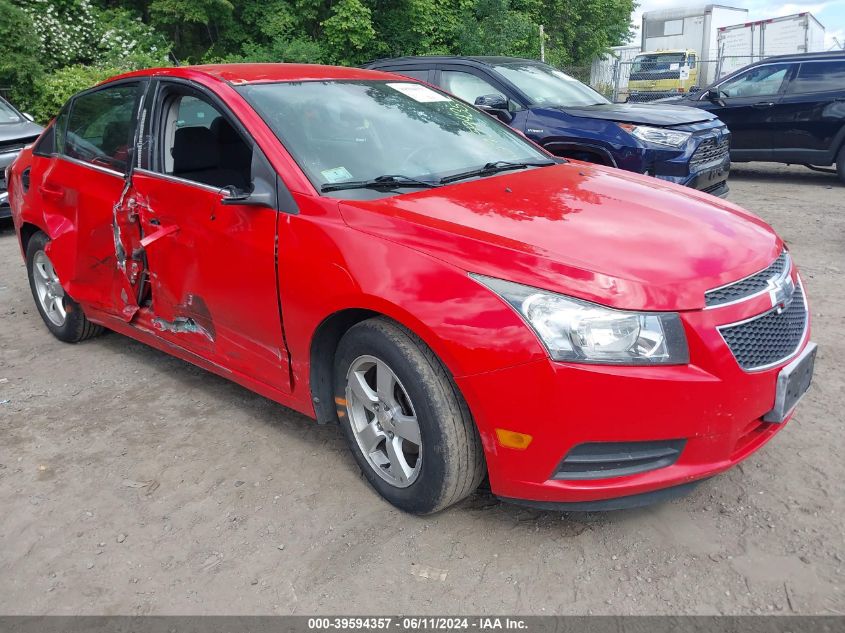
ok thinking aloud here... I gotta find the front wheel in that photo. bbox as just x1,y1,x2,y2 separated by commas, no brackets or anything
334,318,486,514
26,231,103,343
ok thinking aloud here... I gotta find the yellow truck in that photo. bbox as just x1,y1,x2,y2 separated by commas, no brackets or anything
627,49,699,102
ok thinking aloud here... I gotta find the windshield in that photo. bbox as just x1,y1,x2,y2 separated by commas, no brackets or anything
492,63,609,107
0,98,22,124
631,53,686,74
238,80,549,195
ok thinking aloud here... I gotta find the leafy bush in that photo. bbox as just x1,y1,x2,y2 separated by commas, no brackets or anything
27,64,122,124
0,0,44,108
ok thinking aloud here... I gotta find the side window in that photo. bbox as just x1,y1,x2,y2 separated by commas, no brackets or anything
440,71,506,106
159,91,252,191
389,69,429,81
33,104,70,157
718,64,791,99
65,83,143,172
55,106,69,155
787,61,845,95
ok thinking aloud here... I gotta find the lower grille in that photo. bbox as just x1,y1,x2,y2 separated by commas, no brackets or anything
552,439,686,480
719,281,808,371
691,135,730,170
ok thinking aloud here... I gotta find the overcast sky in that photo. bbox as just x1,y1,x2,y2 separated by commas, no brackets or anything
628,0,845,50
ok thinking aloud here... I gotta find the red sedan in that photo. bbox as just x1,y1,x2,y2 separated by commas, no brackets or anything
7,64,816,514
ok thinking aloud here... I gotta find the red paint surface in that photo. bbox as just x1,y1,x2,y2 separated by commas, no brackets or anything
8,64,810,505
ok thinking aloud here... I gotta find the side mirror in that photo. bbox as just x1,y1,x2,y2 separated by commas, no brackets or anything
221,181,274,208
474,94,513,123
706,89,721,101
23,113,35,122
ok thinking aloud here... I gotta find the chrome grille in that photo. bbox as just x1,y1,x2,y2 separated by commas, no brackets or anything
719,282,808,371
705,252,789,307
690,135,730,170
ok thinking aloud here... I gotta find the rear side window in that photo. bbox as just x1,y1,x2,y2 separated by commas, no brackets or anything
787,61,845,94
387,69,429,81
65,82,144,172
32,105,69,157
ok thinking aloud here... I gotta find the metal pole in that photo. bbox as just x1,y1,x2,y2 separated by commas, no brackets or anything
611,59,620,103
540,25,545,62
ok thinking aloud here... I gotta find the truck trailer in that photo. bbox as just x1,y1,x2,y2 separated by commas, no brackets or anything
716,13,826,78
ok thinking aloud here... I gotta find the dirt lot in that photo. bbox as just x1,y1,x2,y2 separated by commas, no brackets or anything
0,163,843,616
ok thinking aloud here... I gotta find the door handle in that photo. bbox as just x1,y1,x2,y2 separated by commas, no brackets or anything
752,102,775,108
39,183,64,200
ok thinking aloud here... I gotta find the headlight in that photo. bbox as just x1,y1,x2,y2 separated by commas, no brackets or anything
472,275,689,365
620,124,691,148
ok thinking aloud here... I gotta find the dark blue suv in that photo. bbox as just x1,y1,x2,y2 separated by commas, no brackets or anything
365,56,731,197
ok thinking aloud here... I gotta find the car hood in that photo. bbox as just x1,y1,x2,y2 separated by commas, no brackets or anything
338,164,781,311
0,120,43,144
547,102,715,126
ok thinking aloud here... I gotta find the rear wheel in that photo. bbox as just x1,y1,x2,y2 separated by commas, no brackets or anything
334,317,485,514
26,231,103,343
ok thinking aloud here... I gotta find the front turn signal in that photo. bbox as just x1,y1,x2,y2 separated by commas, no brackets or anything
495,428,533,450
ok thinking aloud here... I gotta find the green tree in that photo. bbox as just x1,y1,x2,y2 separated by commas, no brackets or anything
322,0,376,65
0,0,44,108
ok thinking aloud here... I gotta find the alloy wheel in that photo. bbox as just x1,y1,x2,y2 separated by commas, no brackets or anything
345,355,422,488
32,250,67,327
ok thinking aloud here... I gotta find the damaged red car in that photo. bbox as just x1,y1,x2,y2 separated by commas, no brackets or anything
7,64,816,514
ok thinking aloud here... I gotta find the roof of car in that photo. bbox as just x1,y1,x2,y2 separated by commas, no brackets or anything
753,50,845,63
366,56,542,67
107,63,403,86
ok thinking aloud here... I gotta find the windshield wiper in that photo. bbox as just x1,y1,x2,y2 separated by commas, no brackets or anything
320,174,440,193
439,160,557,185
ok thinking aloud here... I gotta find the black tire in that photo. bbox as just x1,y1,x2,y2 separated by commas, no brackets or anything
837,145,845,185
333,317,486,514
26,231,103,343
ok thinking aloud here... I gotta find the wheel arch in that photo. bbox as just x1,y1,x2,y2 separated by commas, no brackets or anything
543,141,617,166
309,307,380,424
19,221,44,258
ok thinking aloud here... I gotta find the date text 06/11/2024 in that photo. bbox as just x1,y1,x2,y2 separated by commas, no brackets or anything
307,618,528,630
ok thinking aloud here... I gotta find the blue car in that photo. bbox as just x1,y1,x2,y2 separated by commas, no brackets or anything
364,56,731,197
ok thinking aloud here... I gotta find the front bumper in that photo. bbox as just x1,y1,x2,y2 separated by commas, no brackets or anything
456,287,811,507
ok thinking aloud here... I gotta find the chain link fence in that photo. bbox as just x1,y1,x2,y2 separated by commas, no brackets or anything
566,55,765,104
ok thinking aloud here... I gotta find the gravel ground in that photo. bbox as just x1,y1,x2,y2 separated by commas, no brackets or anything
0,163,843,616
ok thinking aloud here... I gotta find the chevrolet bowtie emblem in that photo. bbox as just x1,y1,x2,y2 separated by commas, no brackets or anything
769,274,795,314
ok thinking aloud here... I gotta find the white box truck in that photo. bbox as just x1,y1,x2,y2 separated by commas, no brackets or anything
641,5,748,85
717,13,826,78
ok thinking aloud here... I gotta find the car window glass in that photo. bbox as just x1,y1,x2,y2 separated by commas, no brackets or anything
0,98,22,123
390,69,429,81
787,61,845,94
440,71,506,106
689,54,696,70
492,63,609,107
160,92,252,191
55,107,69,155
238,80,548,196
65,83,143,172
719,64,791,98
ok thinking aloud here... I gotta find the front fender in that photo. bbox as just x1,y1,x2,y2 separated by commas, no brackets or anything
278,204,546,399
